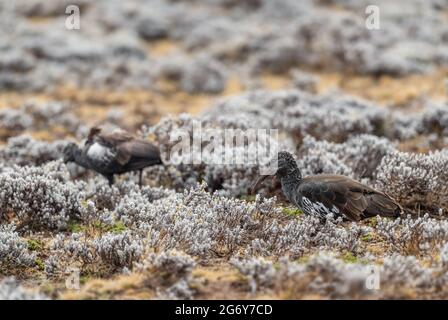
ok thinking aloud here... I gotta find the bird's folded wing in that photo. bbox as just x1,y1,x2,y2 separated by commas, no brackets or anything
115,140,160,166
88,130,133,165
300,176,369,221
95,129,134,147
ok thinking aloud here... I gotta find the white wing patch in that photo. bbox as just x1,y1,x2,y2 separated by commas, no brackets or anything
301,197,340,218
87,143,115,163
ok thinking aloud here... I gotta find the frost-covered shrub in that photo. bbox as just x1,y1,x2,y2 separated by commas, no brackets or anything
0,47,35,72
203,89,446,147
13,0,88,18
4,0,448,97
0,224,36,269
159,54,228,94
207,90,388,143
290,69,318,93
50,233,96,268
232,253,374,298
136,15,169,41
183,17,245,52
375,150,448,211
115,188,174,230
380,255,432,289
233,251,448,298
0,108,33,133
288,253,375,298
0,277,48,300
118,184,263,256
94,231,145,269
0,102,86,138
390,112,421,141
48,230,145,274
0,161,85,230
418,103,448,137
161,279,195,300
147,113,288,196
249,37,303,74
46,232,101,277
376,214,448,255
0,135,67,166
137,250,196,300
140,250,196,278
298,137,355,178
117,183,364,259
247,214,366,258
231,257,275,293
391,102,448,141
83,178,123,211
440,243,448,267
298,135,396,179
22,102,80,128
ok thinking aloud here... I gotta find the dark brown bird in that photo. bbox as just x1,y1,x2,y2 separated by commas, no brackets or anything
63,126,162,186
252,151,402,221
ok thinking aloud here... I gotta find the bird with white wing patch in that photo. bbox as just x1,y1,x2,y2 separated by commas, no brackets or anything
63,125,162,186
252,151,403,222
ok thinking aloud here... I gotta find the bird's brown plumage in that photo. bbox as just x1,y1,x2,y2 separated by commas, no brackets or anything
297,174,403,221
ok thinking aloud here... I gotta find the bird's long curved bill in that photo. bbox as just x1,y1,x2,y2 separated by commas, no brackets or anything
250,175,273,194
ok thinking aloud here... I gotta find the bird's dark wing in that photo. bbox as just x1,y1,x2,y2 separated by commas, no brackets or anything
335,176,403,218
362,192,403,218
94,129,134,147
298,176,366,221
300,175,402,221
117,140,161,168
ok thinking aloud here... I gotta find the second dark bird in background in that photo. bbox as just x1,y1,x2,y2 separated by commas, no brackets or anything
63,126,162,186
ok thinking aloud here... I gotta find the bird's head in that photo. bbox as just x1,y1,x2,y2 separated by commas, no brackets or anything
251,151,300,194
87,126,102,142
63,142,80,163
276,151,299,178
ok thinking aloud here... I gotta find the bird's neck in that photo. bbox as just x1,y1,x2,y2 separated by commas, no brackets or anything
280,168,302,202
73,148,91,169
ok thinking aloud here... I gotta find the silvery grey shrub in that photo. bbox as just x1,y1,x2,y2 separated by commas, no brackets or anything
0,161,85,230
0,135,66,166
231,257,276,293
3,0,448,94
0,224,36,269
375,150,448,212
115,184,365,259
48,230,145,274
0,277,48,300
93,231,145,269
298,134,395,179
0,102,87,140
376,214,448,255
137,250,196,299
232,251,448,298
